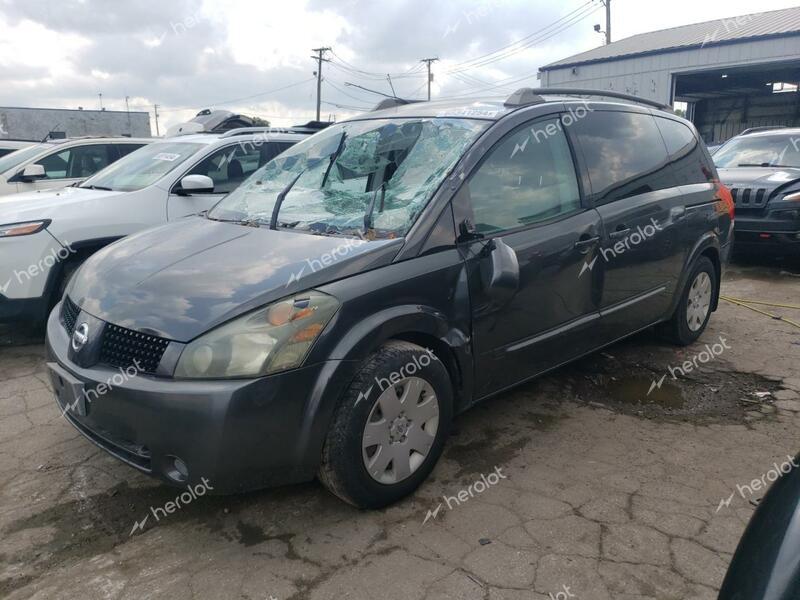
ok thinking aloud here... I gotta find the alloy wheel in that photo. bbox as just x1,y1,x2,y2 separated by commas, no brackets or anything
686,271,712,332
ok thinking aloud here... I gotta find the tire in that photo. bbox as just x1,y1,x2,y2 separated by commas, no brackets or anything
660,256,716,346
318,340,453,509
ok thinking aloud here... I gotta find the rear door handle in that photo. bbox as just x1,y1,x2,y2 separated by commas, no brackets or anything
608,227,631,240
574,235,600,254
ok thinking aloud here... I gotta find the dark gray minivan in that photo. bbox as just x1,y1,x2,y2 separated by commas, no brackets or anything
46,89,734,508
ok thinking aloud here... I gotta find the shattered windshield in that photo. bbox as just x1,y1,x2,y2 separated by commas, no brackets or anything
208,118,488,238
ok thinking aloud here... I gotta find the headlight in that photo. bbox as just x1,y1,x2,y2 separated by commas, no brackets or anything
175,291,339,379
0,220,50,237
783,191,800,202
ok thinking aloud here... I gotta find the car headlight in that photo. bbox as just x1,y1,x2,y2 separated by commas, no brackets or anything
783,191,800,202
175,290,340,379
0,220,50,237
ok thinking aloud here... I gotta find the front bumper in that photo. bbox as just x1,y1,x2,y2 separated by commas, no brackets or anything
734,211,800,254
45,302,354,494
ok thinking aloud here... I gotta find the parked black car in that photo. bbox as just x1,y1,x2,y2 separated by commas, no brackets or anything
45,89,734,508
719,453,800,599
714,128,800,255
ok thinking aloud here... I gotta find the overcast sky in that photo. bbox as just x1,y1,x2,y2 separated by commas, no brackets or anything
0,0,798,131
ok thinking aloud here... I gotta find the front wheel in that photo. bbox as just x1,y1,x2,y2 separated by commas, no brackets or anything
318,340,453,509
660,256,716,345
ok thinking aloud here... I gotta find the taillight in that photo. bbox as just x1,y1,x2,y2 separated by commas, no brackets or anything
713,180,734,219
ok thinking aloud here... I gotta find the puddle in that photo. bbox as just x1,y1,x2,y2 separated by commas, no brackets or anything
605,375,685,410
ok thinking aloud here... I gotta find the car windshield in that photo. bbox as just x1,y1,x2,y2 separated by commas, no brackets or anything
79,141,205,192
208,117,489,238
0,143,48,175
713,134,800,168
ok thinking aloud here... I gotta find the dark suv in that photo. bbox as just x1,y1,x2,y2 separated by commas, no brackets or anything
714,128,800,255
45,89,734,508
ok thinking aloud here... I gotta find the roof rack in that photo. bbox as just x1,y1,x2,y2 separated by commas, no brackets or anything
371,97,423,112
218,126,319,138
504,87,672,112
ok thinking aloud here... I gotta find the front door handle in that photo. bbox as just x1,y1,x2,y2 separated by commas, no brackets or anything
574,234,600,254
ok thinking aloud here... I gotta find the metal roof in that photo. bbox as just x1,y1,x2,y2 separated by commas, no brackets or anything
541,6,800,71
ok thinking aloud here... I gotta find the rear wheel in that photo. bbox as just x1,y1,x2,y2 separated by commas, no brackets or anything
660,256,716,345
318,340,453,508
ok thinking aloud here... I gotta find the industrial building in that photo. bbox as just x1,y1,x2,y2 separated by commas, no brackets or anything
539,7,800,143
0,106,151,141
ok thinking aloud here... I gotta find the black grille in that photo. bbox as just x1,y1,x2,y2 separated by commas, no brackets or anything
730,187,769,208
62,297,80,336
99,323,170,374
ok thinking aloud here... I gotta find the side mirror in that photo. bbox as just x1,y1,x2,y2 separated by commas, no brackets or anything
19,164,46,182
480,238,519,305
178,174,214,195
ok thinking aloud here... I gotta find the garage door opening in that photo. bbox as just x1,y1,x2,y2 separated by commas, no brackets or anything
674,62,800,144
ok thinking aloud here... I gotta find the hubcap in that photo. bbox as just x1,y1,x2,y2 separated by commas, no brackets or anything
362,376,439,485
686,271,712,332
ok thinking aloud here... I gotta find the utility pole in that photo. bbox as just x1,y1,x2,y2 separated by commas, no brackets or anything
98,93,103,110
604,0,611,44
311,47,331,122
153,104,160,137
420,58,438,101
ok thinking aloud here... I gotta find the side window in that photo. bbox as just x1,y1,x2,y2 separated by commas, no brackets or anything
37,144,112,179
655,117,714,185
260,142,294,166
37,149,71,179
570,111,672,204
186,144,262,194
467,118,581,234
115,144,146,159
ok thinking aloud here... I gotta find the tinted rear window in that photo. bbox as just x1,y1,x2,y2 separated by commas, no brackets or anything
655,117,714,185
570,111,672,204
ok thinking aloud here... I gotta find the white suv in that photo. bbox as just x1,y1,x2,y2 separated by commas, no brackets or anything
0,128,311,322
0,137,151,196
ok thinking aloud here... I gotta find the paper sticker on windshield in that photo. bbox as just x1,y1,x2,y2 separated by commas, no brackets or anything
153,153,181,162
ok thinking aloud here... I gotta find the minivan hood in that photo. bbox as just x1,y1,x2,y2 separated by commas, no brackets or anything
0,186,122,223
70,216,403,341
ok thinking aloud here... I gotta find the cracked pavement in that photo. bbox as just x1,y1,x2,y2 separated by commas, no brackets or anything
1,259,799,599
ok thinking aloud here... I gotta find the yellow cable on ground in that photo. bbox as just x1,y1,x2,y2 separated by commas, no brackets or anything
719,295,800,330
720,296,800,311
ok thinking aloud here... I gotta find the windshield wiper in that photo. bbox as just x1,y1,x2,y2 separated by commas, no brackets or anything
81,185,113,191
364,182,386,234
736,163,795,168
270,169,306,230
321,132,347,188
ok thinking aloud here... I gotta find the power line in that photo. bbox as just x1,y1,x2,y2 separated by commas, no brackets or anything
444,1,599,75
